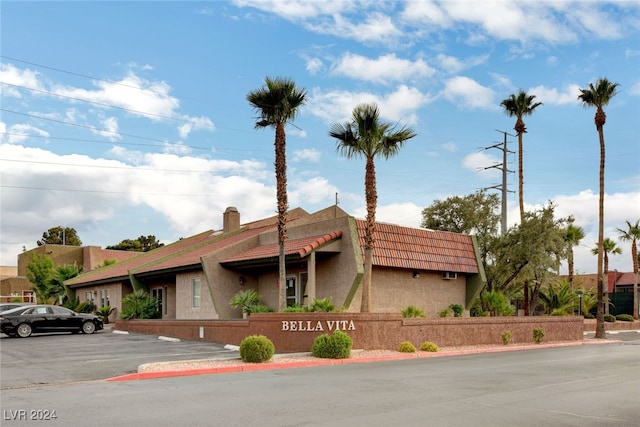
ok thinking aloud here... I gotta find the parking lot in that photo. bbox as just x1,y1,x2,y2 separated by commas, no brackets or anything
0,327,238,389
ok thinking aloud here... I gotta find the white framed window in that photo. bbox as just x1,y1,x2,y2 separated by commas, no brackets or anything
192,278,201,308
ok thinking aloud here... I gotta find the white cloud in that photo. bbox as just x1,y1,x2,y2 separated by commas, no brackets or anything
292,148,321,163
630,82,640,96
435,53,489,74
331,53,435,84
0,63,43,97
529,84,581,105
0,122,50,144
309,85,431,125
305,57,324,75
353,202,423,228
92,116,120,142
290,176,338,205
462,151,501,180
442,76,496,110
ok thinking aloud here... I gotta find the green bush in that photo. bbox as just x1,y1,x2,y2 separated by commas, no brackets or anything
615,314,634,322
604,314,616,323
311,330,352,359
398,341,416,352
309,297,337,312
501,331,512,345
420,341,439,352
449,304,464,317
75,300,96,313
239,335,275,363
283,304,306,313
438,308,451,317
247,304,274,314
401,305,425,318
96,306,115,323
533,327,545,344
584,312,595,319
119,290,159,320
230,289,261,317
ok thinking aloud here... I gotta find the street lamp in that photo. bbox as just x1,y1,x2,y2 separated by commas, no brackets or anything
577,290,584,316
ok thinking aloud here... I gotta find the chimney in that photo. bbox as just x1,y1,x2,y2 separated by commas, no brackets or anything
223,206,240,233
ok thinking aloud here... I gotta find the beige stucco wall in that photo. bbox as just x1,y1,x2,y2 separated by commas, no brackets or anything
176,272,216,319
75,282,126,322
371,268,466,316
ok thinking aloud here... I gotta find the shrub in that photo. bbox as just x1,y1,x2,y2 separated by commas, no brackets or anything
604,314,616,323
449,304,464,317
501,331,512,345
533,327,545,344
309,297,337,312
283,304,306,313
438,308,451,317
584,312,595,319
75,300,96,313
247,304,274,314
96,306,115,324
401,305,425,318
420,341,439,352
311,330,352,359
119,290,159,320
239,335,275,363
615,314,634,322
398,341,416,352
230,289,261,317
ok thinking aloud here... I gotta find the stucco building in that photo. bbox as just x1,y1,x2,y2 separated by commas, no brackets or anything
66,206,486,319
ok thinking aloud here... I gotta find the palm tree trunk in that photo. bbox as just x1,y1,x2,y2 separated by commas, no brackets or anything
595,126,606,338
275,123,288,311
568,248,574,289
361,157,377,313
633,243,638,320
518,132,524,223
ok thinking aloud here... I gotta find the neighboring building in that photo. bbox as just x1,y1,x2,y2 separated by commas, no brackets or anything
1,245,141,303
568,272,638,316
65,206,486,319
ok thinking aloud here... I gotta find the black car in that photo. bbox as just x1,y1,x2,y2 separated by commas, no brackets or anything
0,303,31,313
0,305,104,338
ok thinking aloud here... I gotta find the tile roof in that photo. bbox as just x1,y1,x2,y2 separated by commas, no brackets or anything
221,231,343,264
355,220,479,273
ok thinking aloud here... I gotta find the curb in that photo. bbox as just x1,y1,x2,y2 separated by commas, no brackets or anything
106,339,620,382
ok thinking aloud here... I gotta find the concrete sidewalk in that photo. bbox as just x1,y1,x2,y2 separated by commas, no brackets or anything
106,337,622,382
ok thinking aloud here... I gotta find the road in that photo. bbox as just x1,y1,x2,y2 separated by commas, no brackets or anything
1,332,638,427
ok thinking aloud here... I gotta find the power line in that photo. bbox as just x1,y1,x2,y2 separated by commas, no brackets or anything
0,184,228,198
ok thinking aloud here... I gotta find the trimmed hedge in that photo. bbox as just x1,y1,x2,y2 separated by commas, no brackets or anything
399,341,416,352
239,335,275,363
311,330,352,359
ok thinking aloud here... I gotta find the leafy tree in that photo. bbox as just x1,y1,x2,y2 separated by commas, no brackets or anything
421,190,500,264
578,77,619,338
329,103,416,312
247,76,307,312
106,235,164,252
487,203,567,315
563,218,585,288
25,253,55,303
617,220,640,319
37,226,82,246
50,263,82,303
500,90,542,222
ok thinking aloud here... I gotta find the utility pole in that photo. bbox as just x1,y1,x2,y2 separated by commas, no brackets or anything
482,130,515,235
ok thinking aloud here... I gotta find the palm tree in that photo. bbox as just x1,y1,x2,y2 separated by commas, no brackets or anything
329,103,416,312
564,218,585,288
578,77,619,339
247,77,307,311
592,237,622,315
500,90,543,223
618,220,640,319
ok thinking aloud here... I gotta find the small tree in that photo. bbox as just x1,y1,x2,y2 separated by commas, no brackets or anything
230,289,261,318
37,226,82,246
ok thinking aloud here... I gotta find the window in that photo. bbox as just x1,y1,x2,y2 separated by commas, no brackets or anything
100,290,105,307
105,289,110,307
286,276,297,307
192,278,201,308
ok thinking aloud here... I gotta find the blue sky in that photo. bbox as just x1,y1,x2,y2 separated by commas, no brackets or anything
1,1,639,275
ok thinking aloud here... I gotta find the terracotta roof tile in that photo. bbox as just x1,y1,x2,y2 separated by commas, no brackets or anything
355,220,478,273
222,231,343,263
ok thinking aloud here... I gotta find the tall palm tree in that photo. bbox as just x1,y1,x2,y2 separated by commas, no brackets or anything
329,103,416,312
579,77,619,338
592,237,622,316
247,77,307,311
500,90,543,223
618,220,640,319
564,218,585,289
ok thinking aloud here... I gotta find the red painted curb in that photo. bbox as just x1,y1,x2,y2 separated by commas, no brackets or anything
105,339,621,382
